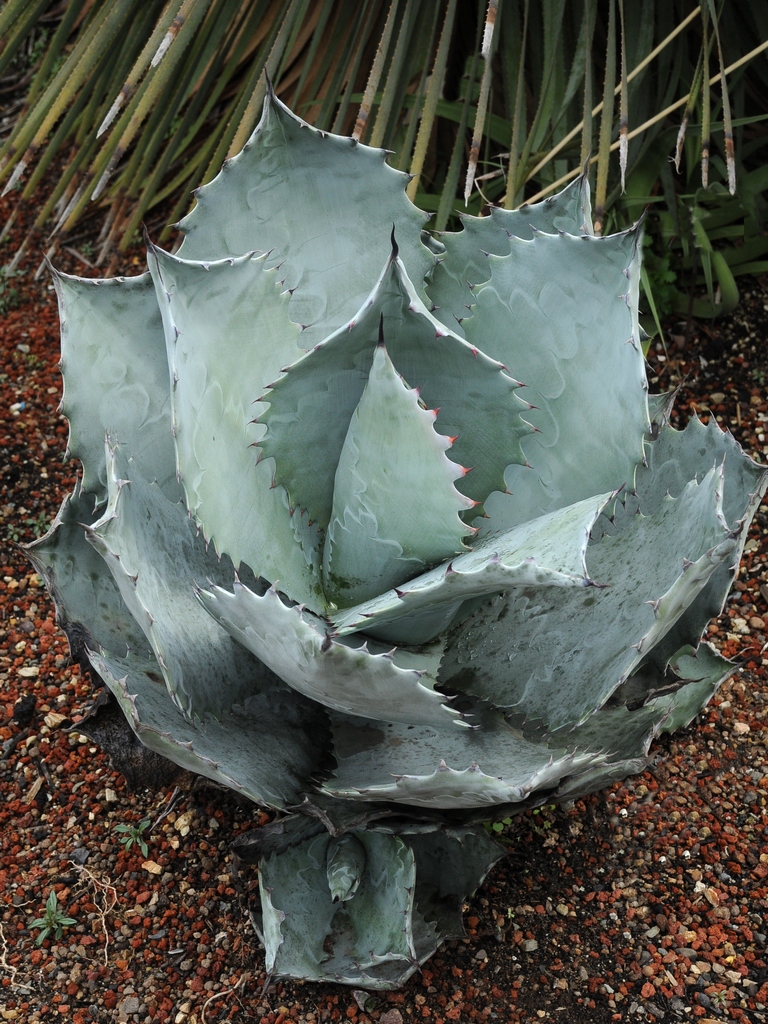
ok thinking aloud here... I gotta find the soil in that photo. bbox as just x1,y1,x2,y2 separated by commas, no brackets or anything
1,187,767,1024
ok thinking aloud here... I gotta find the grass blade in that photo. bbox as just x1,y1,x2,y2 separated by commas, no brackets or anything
700,5,711,189
96,0,188,138
594,0,616,234
0,0,53,82
503,0,529,209
463,0,498,204
434,6,483,230
617,0,628,192
580,0,597,168
353,0,400,141
406,0,455,194
368,0,418,148
705,0,735,193
675,48,704,173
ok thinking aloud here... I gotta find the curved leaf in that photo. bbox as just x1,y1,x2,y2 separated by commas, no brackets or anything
323,344,473,608
86,444,285,721
25,482,328,809
324,703,604,808
440,468,735,730
55,269,181,506
427,173,593,331
622,416,768,666
178,88,435,346
258,254,530,528
90,645,329,809
148,243,324,609
197,580,466,728
333,491,611,645
464,226,649,532
24,483,152,661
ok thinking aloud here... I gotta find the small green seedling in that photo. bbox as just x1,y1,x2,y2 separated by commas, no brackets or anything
29,890,76,946
711,989,728,1009
488,816,513,834
114,818,152,857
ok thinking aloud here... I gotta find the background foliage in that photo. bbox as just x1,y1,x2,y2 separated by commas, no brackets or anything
0,0,766,319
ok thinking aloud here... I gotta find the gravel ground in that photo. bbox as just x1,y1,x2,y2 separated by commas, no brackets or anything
1,192,767,1024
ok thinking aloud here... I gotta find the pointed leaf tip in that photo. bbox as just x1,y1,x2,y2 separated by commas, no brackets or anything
263,66,276,100
390,224,399,261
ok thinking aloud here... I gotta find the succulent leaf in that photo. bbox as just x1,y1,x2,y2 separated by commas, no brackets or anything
257,825,501,988
428,173,593,331
147,244,324,610
259,831,418,985
440,469,735,730
25,482,328,808
258,255,530,530
84,443,284,720
406,829,504,939
177,89,434,347
552,642,735,800
332,491,611,645
601,416,768,667
647,390,677,432
323,344,474,608
326,834,366,903
327,633,736,813
55,270,181,507
466,227,649,533
324,703,605,808
197,580,464,728
25,481,153,662
652,643,736,733
89,645,328,808
628,414,766,527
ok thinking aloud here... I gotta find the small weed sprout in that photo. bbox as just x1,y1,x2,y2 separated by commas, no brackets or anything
488,816,512,835
0,266,23,314
6,511,54,544
114,818,152,857
29,890,76,946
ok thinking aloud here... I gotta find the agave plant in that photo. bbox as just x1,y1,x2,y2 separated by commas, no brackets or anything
26,89,766,989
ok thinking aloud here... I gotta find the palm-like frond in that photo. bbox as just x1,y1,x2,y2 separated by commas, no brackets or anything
0,0,765,259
